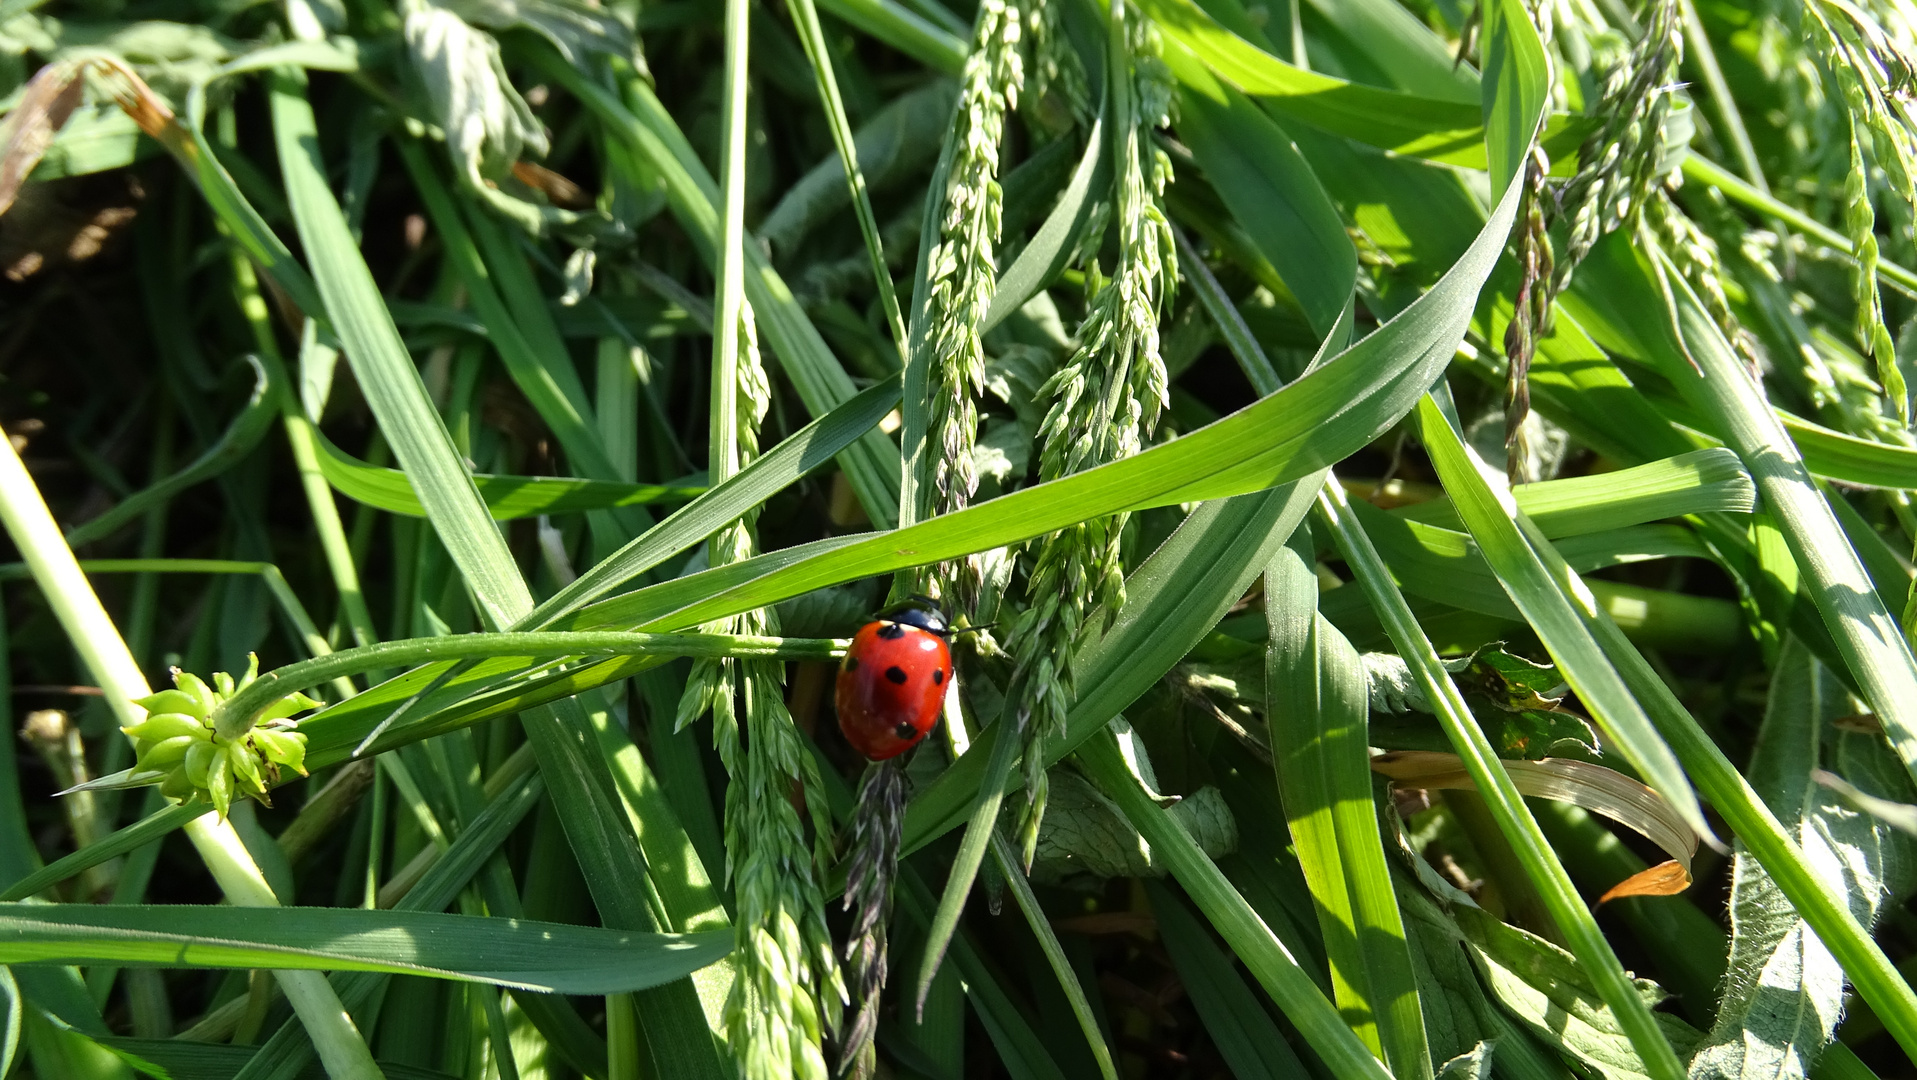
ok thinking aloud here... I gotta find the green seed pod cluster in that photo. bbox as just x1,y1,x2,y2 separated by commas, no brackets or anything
1553,0,1681,294
125,657,317,819
1803,0,1917,424
1009,3,1176,866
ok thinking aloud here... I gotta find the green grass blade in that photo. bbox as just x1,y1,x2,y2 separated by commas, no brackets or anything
1312,479,1687,1080
1640,243,1917,794
1075,728,1392,1079
1414,392,1707,844
782,0,909,354
1146,878,1310,1080
1514,511,1917,1062
311,430,702,520
0,906,729,994
0,804,205,904
269,72,531,631
1266,533,1430,1078
987,834,1119,1080
980,114,1110,334
63,357,279,549
1167,51,1355,338
527,45,904,527
812,0,968,74
527,377,900,627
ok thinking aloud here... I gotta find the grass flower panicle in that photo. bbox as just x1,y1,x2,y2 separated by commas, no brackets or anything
915,0,1024,606
678,308,846,1080
1008,2,1176,863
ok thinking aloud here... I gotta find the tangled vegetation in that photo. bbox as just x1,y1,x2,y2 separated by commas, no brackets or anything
5,0,1917,1077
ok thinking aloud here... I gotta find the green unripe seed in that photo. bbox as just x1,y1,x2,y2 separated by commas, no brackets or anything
138,735,200,772
124,713,208,743
184,740,220,788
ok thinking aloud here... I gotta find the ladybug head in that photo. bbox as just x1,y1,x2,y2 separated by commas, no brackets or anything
880,595,950,636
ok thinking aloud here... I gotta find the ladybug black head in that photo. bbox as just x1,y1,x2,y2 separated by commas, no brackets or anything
880,595,950,636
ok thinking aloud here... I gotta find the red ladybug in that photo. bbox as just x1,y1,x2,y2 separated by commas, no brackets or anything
836,598,954,761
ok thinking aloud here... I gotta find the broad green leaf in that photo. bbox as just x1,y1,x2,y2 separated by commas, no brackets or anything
1146,878,1311,1080
1392,873,1569,1080
1688,639,1909,1080
1265,533,1430,1078
0,905,728,995
1027,771,1236,884
1454,903,1701,1080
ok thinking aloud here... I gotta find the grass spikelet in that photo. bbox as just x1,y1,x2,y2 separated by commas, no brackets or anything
837,758,906,1079
919,0,1022,535
1802,0,1917,423
1554,0,1682,288
678,305,846,1080
1007,0,1176,864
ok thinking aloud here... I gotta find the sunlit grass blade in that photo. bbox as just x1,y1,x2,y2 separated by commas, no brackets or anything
1413,392,1707,844
1265,532,1430,1078
0,906,730,993
1075,728,1392,1079
1312,479,1687,1080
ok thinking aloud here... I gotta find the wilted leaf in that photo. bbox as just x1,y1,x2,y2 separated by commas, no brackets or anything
1373,751,1696,883
1597,860,1690,904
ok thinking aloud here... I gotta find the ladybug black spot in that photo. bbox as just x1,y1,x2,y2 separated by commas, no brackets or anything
932,668,945,685
844,656,859,671
895,722,917,740
884,665,908,685
877,623,907,640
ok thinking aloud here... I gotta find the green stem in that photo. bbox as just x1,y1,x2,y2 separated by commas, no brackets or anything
1681,155,1917,298
213,631,845,739
1677,0,1765,194
712,0,752,492
782,0,909,358
0,420,385,1080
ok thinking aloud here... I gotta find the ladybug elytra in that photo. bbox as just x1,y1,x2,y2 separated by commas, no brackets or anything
835,598,954,761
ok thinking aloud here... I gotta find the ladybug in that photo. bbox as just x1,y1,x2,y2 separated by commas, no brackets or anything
836,598,955,761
